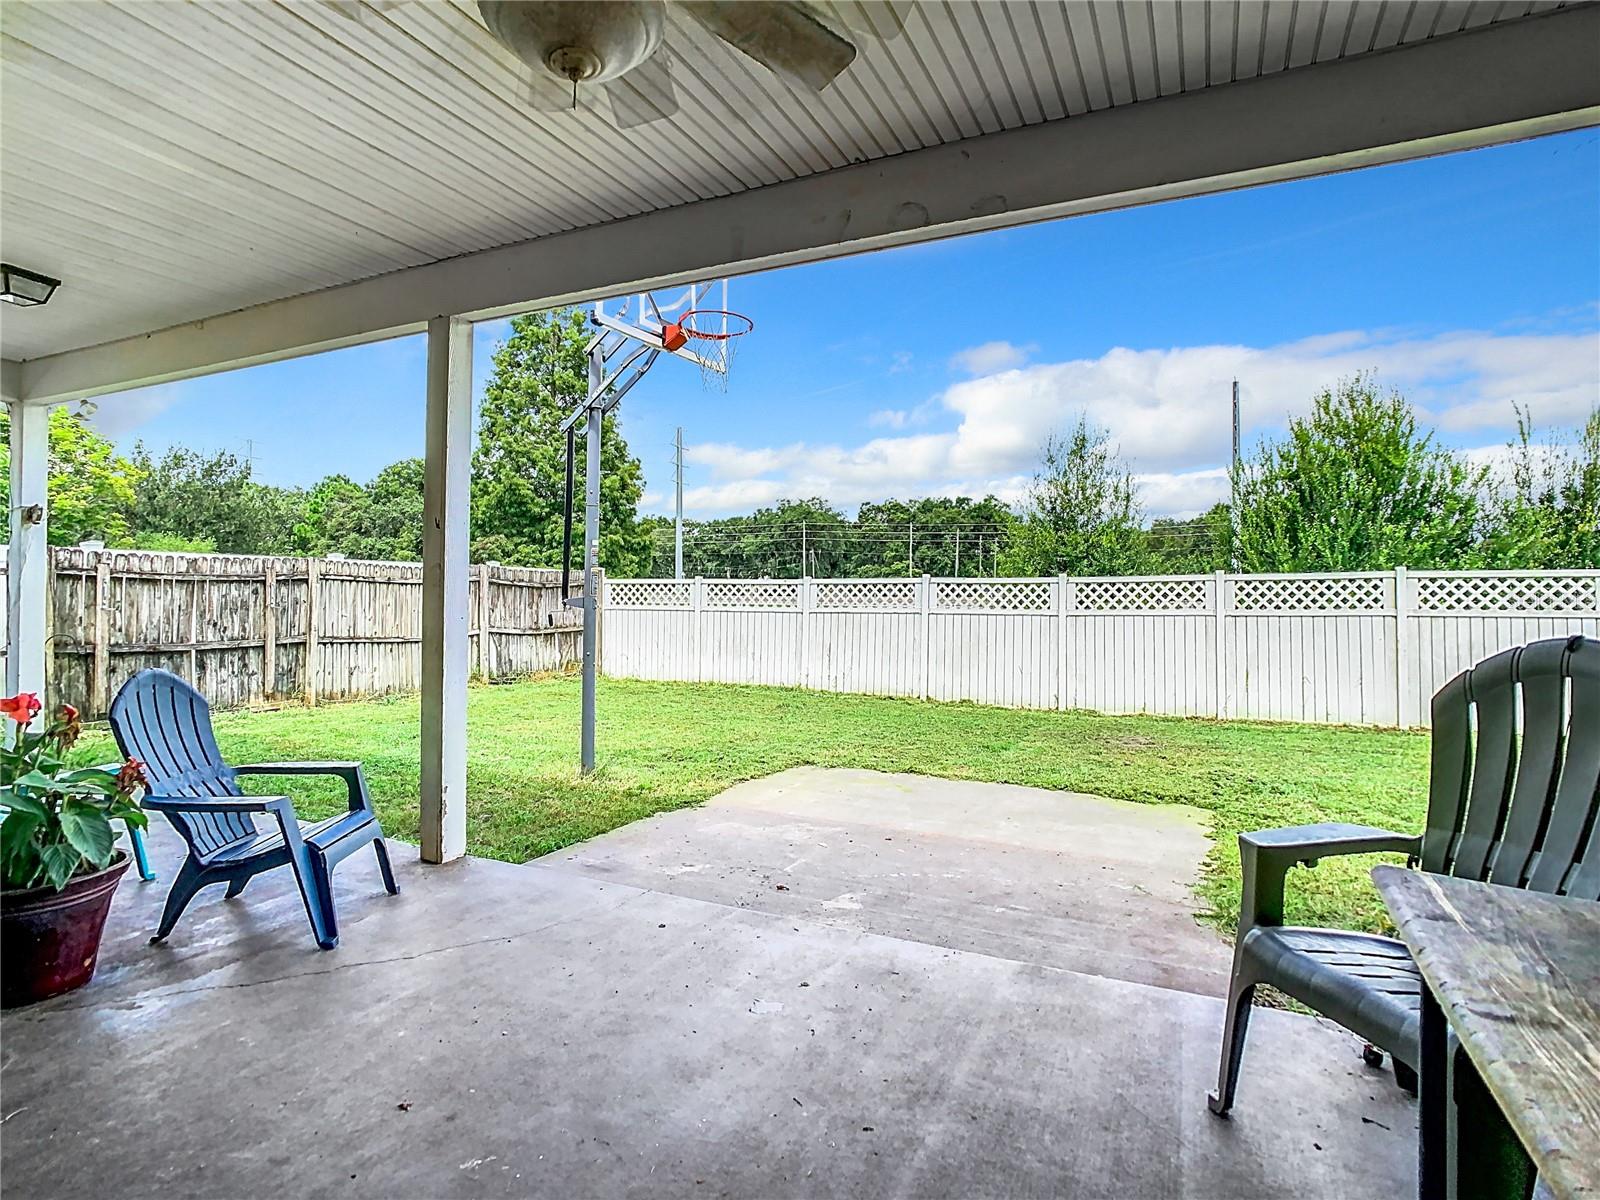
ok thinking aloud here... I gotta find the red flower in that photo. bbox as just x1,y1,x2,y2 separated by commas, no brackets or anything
0,693,42,723
59,703,79,722
116,758,148,795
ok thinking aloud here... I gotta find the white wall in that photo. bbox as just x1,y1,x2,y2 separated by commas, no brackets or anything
603,571,1600,729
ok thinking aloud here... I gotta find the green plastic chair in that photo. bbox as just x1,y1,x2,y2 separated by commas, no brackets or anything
1208,634,1600,1117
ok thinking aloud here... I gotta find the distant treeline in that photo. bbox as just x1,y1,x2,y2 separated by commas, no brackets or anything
5,340,1594,580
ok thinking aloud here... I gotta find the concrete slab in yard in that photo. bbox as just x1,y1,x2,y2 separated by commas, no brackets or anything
537,766,1233,996
0,789,1415,1200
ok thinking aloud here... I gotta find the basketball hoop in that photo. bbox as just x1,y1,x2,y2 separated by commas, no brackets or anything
665,308,752,391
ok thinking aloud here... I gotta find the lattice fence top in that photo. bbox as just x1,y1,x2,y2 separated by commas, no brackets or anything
1075,577,1209,612
936,579,1053,612
815,580,919,611
704,580,800,610
1232,575,1389,612
608,580,691,609
1415,573,1598,614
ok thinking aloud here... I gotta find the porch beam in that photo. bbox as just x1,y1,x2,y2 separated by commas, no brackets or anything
5,400,50,704
418,316,471,865
13,5,1600,406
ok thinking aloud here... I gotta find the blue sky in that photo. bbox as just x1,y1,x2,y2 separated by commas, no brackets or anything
93,128,1600,520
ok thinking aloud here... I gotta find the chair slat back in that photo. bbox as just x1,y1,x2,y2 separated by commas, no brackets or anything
109,670,254,856
1423,636,1600,900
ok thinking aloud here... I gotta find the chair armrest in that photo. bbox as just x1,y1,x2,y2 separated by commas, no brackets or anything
232,762,370,814
143,794,291,817
234,761,361,776
1238,823,1422,931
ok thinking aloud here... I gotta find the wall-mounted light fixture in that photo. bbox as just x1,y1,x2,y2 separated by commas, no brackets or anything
0,263,61,307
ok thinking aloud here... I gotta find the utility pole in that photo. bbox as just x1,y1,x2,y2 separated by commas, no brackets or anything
673,426,685,579
954,530,961,578
1231,379,1241,571
801,519,808,580
908,522,914,576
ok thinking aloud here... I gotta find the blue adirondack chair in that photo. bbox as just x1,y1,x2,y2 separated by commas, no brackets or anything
108,669,397,949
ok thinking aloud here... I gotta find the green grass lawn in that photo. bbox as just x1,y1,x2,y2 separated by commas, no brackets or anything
76,673,1431,938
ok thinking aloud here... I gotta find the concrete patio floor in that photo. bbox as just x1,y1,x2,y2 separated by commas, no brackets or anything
1,771,1416,1199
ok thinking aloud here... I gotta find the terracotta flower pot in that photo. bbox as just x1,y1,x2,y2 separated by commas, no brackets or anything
1,851,130,1008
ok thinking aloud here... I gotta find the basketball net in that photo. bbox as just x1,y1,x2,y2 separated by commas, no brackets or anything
665,309,752,393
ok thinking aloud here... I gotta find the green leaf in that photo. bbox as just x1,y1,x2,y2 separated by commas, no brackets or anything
58,798,115,868
0,810,45,888
39,843,81,891
11,768,61,794
58,767,121,788
0,789,49,819
117,806,149,831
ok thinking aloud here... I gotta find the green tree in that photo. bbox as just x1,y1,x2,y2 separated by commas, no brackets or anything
0,406,141,545
472,310,650,574
129,444,306,554
999,418,1150,576
296,461,427,561
1232,374,1482,571
1146,503,1230,574
856,496,1015,577
1476,406,1600,568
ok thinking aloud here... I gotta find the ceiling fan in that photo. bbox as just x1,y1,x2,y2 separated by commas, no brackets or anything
334,1,905,130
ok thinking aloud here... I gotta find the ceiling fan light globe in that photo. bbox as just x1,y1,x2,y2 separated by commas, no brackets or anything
478,1,665,85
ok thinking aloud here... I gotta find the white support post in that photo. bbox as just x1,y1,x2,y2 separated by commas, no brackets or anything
420,316,472,865
1394,566,1410,729
918,574,932,701
1214,570,1228,719
5,402,49,708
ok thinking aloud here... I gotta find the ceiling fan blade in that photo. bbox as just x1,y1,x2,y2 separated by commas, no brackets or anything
811,1,909,43
678,1,857,92
602,51,681,129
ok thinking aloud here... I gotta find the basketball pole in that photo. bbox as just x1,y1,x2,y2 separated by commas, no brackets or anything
568,287,744,775
581,343,603,775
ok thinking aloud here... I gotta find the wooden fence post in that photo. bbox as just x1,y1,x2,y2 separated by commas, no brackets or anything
186,562,200,684
1394,565,1410,728
90,555,111,717
476,562,492,679
262,563,277,702
303,556,321,707
1214,570,1228,719
918,574,932,701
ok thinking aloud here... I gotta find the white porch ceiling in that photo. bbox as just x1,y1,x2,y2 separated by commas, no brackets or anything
1,0,1596,396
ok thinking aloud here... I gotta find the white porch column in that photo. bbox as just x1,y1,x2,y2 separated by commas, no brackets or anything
419,316,472,864
5,401,49,704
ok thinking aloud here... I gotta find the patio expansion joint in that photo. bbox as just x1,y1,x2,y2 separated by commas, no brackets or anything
34,887,653,1015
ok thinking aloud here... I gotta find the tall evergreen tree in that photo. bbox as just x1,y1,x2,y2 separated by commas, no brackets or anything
1232,374,1482,571
471,309,650,574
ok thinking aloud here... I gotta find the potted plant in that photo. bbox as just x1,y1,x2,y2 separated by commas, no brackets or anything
0,694,148,1007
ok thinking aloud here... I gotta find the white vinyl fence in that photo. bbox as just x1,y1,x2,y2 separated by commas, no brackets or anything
602,571,1600,728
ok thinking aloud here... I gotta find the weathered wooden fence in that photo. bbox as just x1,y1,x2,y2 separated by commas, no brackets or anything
0,547,585,716
601,571,1600,728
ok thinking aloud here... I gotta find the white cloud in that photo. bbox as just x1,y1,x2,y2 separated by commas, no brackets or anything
949,340,1035,375
668,323,1599,520
82,385,181,437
